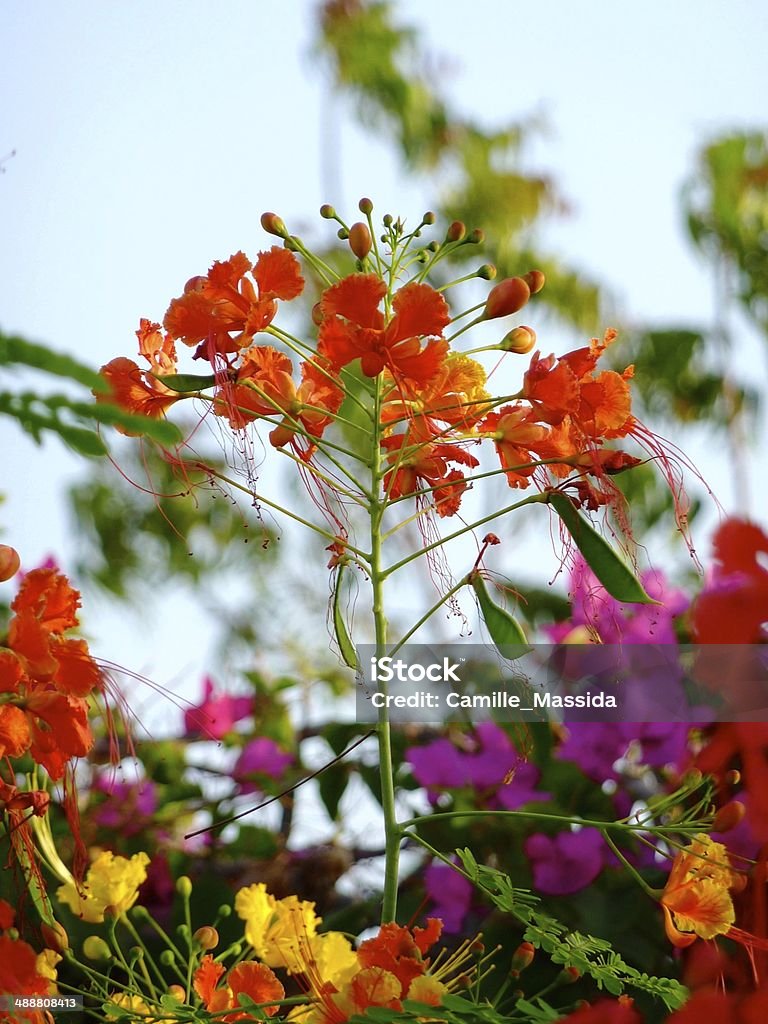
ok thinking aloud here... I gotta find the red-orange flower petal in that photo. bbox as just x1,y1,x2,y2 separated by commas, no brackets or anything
227,961,285,1019
386,282,450,344
193,954,226,1006
253,247,304,301
12,568,81,634
321,274,386,329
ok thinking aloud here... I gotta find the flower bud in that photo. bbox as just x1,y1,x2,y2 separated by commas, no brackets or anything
319,204,336,219
83,936,112,961
501,326,536,354
41,921,69,954
484,277,531,320
446,220,466,242
511,941,535,973
523,269,546,295
193,926,219,951
168,986,186,1002
0,545,20,582
467,228,485,244
337,227,349,240
160,949,176,966
383,213,393,227
217,904,232,918
558,966,581,984
348,222,372,260
358,197,373,214
422,211,436,224
427,241,440,252
712,801,746,833
260,212,287,238
176,876,193,899
477,264,497,280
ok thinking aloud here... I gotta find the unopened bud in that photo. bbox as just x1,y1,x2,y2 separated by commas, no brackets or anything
467,228,484,244
446,220,466,242
358,197,373,214
183,275,207,294
477,264,497,280
383,213,393,227
422,211,436,225
348,222,372,260
319,204,336,219
337,227,349,240
217,904,232,918
427,241,440,252
83,936,112,961
523,269,546,295
712,801,746,833
193,926,219,951
41,921,69,954
260,212,287,238
501,326,537,354
160,949,176,966
558,966,581,984
0,545,20,582
176,876,193,899
511,941,535,973
167,986,186,1002
484,277,531,320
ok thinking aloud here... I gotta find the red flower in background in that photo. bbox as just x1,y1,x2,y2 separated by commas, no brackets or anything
692,519,768,644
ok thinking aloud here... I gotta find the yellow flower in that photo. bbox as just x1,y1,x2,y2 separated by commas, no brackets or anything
307,931,357,989
661,834,738,947
105,993,174,1022
35,949,61,991
57,850,150,923
235,883,319,973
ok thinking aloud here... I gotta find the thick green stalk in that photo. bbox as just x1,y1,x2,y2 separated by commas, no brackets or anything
370,377,401,923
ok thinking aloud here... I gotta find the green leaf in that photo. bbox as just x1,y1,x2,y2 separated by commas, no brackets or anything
318,762,349,822
333,564,357,668
547,492,655,604
153,371,217,393
468,573,529,655
0,333,103,389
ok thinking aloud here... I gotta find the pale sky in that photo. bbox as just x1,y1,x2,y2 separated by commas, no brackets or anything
2,1,767,709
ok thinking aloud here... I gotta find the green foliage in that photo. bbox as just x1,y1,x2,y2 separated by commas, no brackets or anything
0,331,182,453
684,130,768,332
546,492,654,603
333,564,358,668
468,572,529,653
456,850,688,1011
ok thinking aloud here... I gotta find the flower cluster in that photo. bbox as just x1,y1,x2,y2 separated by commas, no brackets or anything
98,204,650,523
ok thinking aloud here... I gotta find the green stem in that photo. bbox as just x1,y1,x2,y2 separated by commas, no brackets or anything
370,375,401,923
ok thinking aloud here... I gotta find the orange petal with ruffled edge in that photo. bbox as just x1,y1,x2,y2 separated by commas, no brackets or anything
98,357,180,427
0,705,31,759
193,954,226,1006
387,282,450,345
253,247,304,301
321,274,386,329
388,337,448,387
207,251,253,289
227,961,285,1018
51,637,102,697
12,568,81,633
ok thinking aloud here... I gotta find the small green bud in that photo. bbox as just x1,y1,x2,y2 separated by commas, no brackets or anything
337,227,349,240
468,228,485,244
83,936,112,962
176,876,193,899
160,949,176,967
260,212,287,237
477,264,497,280
422,211,436,224
427,241,440,252
358,197,373,214
383,213,393,227
217,904,233,918
319,204,336,219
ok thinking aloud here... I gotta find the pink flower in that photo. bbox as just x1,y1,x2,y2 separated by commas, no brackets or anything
184,676,253,740
234,738,294,793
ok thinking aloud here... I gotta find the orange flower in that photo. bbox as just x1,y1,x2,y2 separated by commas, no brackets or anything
0,934,53,1024
98,356,181,430
661,834,741,948
193,956,284,1020
381,352,491,431
481,403,566,488
318,274,449,382
382,429,478,517
164,248,304,357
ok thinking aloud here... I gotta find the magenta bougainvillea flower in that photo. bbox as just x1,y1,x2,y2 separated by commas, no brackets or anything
424,861,475,933
524,828,605,895
183,676,253,740
406,722,549,807
234,737,294,793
